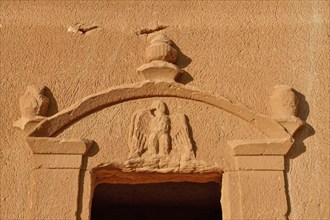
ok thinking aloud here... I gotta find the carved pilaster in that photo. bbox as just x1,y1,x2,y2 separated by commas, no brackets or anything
27,138,92,220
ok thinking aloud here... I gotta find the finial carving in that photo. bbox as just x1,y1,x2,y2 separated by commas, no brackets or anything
124,101,209,172
270,85,299,121
269,85,303,135
137,34,181,82
13,85,49,131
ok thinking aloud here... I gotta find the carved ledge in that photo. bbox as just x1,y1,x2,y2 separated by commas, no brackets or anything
26,137,93,155
227,138,293,156
137,33,181,82
137,60,181,82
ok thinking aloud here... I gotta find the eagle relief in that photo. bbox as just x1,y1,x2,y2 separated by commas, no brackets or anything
124,101,205,172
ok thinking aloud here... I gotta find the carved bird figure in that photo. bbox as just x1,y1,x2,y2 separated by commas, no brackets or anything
128,101,195,161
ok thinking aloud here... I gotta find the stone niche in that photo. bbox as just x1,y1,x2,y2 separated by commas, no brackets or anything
14,34,304,220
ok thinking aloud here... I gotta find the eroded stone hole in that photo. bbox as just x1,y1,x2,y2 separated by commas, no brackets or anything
91,181,222,220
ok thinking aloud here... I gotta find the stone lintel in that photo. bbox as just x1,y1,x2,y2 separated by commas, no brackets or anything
93,168,221,186
227,138,293,156
27,137,93,155
235,155,284,171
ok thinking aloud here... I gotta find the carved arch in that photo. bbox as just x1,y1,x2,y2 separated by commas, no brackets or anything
29,81,289,139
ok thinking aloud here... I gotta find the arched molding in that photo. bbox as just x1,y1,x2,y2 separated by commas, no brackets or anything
28,80,289,139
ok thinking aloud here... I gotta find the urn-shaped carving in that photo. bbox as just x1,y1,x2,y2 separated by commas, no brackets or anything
19,85,49,118
146,43,177,63
137,33,181,82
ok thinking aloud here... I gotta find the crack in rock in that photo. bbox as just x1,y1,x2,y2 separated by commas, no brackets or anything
136,22,169,35
67,24,99,34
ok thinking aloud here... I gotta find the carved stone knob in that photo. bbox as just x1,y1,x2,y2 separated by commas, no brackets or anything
270,85,299,121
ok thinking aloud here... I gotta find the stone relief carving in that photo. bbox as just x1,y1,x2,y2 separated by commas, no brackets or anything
17,34,304,173
13,85,49,130
8,32,308,220
124,100,210,172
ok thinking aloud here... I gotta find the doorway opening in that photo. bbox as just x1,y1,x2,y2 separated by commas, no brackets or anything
91,181,221,220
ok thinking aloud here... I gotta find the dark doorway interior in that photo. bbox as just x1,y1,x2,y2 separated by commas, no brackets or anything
91,181,222,220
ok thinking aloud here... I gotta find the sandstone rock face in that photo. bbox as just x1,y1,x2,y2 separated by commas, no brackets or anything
0,1,329,220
